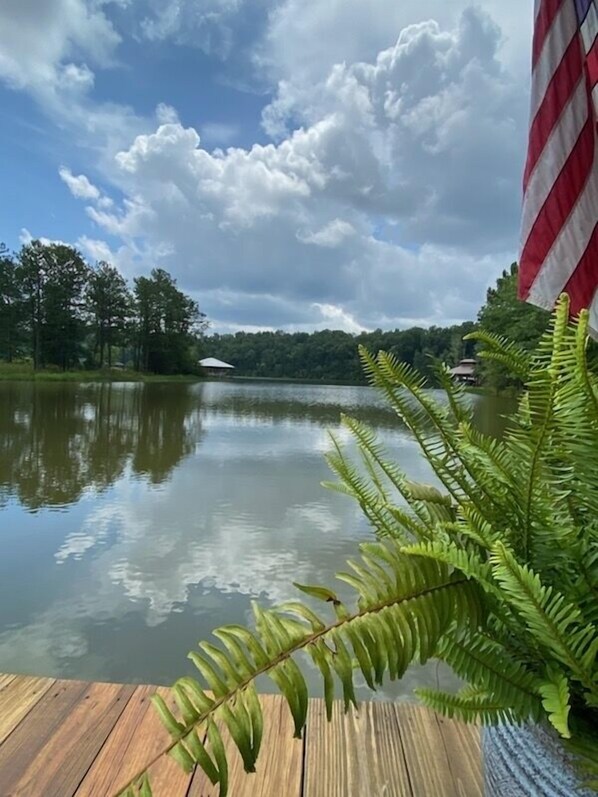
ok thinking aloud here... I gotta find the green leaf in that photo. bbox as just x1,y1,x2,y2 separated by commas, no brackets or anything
539,670,571,739
293,583,340,603
207,721,229,797
151,694,184,738
169,741,195,774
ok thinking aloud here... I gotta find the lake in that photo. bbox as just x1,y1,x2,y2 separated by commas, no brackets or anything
0,380,508,700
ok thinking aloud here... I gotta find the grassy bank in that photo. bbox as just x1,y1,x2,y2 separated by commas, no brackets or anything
0,363,203,383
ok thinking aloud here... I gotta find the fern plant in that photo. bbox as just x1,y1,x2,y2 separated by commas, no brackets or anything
119,294,598,796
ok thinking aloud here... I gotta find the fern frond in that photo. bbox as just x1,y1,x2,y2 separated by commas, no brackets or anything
118,541,482,796
491,543,598,703
464,329,530,381
433,631,543,719
416,687,518,725
539,668,572,738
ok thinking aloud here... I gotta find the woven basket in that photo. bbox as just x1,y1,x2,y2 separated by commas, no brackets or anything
483,724,595,797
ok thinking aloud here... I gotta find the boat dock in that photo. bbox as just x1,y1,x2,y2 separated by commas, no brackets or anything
0,672,482,796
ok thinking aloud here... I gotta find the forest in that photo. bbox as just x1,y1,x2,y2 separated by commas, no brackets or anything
0,240,207,374
0,245,551,388
207,265,551,390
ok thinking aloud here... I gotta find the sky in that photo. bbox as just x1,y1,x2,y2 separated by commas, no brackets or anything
0,0,534,334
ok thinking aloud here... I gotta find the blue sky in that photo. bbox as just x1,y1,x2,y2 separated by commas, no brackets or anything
0,0,533,333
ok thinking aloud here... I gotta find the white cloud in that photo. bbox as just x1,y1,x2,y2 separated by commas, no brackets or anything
139,0,246,57
19,227,69,247
258,0,531,86
77,236,116,263
68,7,524,330
3,2,531,332
0,0,148,159
59,167,101,200
0,0,120,92
311,303,369,333
155,102,180,125
298,219,355,248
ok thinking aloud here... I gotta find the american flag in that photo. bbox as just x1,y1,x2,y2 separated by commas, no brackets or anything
520,0,598,325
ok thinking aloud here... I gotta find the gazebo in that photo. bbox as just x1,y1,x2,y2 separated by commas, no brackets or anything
199,357,235,377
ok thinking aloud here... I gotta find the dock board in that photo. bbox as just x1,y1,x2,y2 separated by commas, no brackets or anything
0,674,482,796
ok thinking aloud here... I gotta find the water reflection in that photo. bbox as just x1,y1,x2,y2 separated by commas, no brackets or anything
0,380,509,695
0,382,203,509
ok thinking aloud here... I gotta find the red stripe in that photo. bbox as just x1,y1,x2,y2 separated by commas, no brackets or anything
520,115,595,299
533,0,565,69
524,33,584,190
563,222,598,312
586,40,598,88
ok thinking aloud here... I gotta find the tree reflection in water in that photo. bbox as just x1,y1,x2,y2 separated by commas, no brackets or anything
0,382,203,511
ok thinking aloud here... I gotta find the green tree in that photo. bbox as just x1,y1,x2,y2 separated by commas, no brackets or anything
87,262,132,368
477,263,549,391
41,244,90,370
0,244,26,362
18,241,89,369
134,268,206,374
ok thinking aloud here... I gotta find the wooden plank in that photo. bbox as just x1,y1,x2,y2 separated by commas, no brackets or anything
393,704,460,797
303,698,413,797
0,680,134,797
0,675,55,745
0,673,483,797
0,674,17,690
188,694,303,797
77,685,193,797
435,715,483,797
0,679,90,794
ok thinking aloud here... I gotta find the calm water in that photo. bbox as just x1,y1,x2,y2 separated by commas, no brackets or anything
0,380,508,699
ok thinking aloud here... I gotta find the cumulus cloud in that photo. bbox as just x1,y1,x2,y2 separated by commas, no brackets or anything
0,0,119,92
65,6,524,330
1,1,532,331
139,0,247,57
258,0,531,85
0,0,147,157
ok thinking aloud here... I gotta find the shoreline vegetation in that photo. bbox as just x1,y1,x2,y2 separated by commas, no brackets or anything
0,365,520,395
0,363,202,383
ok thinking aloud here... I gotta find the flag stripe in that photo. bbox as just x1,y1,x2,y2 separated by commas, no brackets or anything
587,284,598,331
520,0,598,314
587,40,598,85
530,2,579,122
576,0,594,25
525,33,584,190
528,139,598,308
521,77,589,248
581,2,598,50
563,222,598,313
525,34,585,190
534,0,566,68
521,114,595,298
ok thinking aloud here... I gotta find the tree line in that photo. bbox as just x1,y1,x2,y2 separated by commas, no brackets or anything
1,244,554,389
206,264,553,390
0,241,207,374
208,322,477,385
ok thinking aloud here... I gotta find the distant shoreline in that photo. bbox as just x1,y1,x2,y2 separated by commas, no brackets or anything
0,364,203,383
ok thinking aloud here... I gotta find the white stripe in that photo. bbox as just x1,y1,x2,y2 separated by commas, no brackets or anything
530,1,578,122
528,139,598,307
522,76,588,247
581,1,598,53
593,82,598,119
588,287,598,334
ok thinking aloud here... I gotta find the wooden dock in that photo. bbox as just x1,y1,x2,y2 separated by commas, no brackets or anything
0,673,482,796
